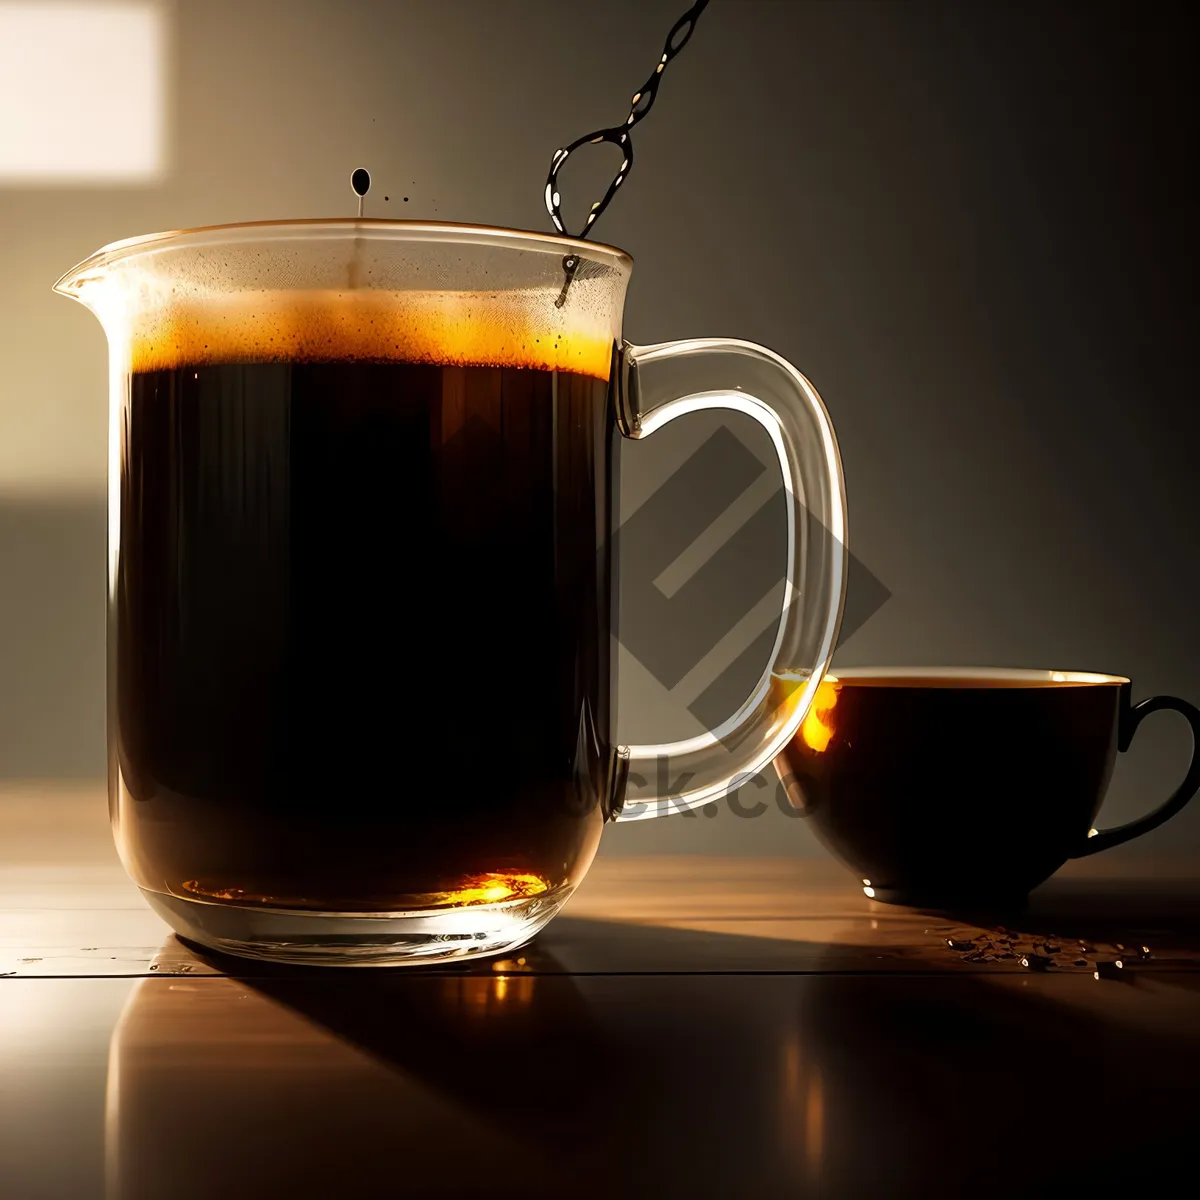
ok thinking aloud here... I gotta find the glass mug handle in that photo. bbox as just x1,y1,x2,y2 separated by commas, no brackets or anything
611,338,848,821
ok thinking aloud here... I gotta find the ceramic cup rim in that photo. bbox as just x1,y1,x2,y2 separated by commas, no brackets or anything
823,666,1129,687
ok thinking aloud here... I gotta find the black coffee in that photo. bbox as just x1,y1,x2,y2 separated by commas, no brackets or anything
115,310,616,912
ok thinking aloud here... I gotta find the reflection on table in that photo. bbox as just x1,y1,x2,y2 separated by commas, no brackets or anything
95,929,1200,1200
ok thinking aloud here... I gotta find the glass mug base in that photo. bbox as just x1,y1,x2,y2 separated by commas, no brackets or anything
141,885,573,968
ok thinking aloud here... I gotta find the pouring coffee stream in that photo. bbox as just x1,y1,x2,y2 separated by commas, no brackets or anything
342,1,709,302
546,0,711,306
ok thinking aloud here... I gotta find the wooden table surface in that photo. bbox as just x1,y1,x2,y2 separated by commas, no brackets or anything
3,785,1200,1199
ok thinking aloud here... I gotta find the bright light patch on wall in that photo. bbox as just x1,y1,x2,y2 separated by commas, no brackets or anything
0,2,165,183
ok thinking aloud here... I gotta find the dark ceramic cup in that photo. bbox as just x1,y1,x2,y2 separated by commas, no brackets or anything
773,668,1200,908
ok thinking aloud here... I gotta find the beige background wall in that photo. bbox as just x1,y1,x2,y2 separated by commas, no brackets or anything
1,0,1197,859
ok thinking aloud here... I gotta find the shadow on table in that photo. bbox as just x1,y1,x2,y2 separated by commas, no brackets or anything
797,964,1200,1198
103,915,1200,1200
1023,875,1200,946
905,876,1200,962
805,877,1200,1196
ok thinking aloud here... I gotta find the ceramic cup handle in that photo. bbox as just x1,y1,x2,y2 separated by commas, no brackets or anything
1071,692,1200,856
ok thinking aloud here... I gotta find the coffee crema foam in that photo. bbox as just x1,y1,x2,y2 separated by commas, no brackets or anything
127,288,616,379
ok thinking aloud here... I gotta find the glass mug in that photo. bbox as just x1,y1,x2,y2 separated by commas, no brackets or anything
56,220,846,965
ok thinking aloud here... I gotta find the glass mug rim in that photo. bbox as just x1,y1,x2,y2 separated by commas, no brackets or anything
825,666,1130,687
53,217,634,295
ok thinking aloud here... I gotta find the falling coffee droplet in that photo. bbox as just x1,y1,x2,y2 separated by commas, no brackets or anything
348,169,372,287
545,0,711,306
351,167,371,217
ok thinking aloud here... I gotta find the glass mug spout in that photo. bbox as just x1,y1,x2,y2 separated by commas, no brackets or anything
56,220,846,965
